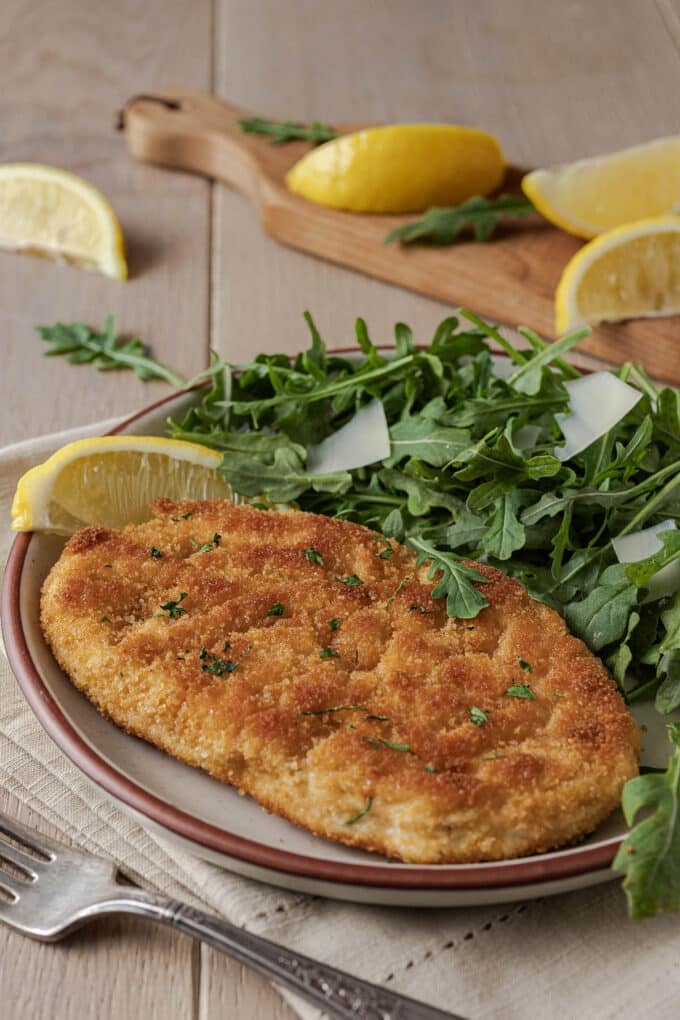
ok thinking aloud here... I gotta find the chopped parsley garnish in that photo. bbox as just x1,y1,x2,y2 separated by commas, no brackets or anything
345,796,373,826
320,647,340,659
100,615,110,623
504,684,536,700
328,617,341,630
376,546,394,559
171,511,193,521
268,602,285,616
199,647,238,675
518,658,532,672
424,764,437,773
339,574,362,587
223,641,231,651
408,603,431,614
160,592,187,618
378,738,413,753
486,751,504,760
150,547,163,559
366,713,389,721
301,704,369,716
394,577,410,595
469,706,488,726
198,533,221,552
303,547,324,565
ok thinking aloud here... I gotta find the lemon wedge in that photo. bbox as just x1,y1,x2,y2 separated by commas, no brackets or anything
0,163,127,279
523,137,680,239
11,436,232,535
555,217,680,333
285,125,504,213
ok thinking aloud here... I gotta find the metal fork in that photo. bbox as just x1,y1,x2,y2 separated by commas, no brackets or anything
0,810,465,1020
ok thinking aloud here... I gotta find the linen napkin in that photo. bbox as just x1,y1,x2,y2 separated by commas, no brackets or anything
1,421,679,1020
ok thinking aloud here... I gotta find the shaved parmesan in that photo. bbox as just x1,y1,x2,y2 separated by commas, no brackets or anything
306,399,390,474
555,372,642,462
613,520,679,601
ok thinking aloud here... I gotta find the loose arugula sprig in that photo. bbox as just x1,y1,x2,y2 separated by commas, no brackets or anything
614,724,680,918
384,194,535,246
238,115,339,145
37,316,187,388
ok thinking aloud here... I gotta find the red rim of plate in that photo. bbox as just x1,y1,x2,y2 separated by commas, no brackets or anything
1,351,624,891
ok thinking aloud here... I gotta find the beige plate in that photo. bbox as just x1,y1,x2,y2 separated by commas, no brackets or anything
1,384,670,907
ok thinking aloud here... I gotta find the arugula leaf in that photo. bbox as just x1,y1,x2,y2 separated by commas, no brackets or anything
656,654,680,714
565,564,638,651
408,537,490,619
379,468,462,517
218,445,351,502
446,511,487,550
482,494,526,561
624,530,680,588
38,316,186,387
609,611,640,685
384,195,534,245
385,416,470,467
613,724,680,918
238,116,338,145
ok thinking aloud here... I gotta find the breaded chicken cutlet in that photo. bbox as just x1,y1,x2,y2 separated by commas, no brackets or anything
41,499,639,863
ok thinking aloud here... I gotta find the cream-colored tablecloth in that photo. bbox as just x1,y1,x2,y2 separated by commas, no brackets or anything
2,422,679,1020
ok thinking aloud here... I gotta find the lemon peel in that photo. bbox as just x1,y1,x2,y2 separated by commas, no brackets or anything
11,436,230,535
0,163,127,279
555,216,680,332
285,124,504,213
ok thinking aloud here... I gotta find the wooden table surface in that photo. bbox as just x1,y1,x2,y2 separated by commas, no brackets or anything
1,1,679,1016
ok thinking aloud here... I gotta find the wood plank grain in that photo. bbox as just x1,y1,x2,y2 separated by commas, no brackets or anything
124,89,680,381
0,790,199,1020
0,0,214,447
199,944,297,1020
0,1,214,1018
207,0,680,374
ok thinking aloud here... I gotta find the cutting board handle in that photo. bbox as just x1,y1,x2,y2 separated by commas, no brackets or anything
120,89,262,199
119,90,680,383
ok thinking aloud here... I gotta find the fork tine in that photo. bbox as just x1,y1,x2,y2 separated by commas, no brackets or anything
0,869,24,898
0,840,40,877
0,811,60,860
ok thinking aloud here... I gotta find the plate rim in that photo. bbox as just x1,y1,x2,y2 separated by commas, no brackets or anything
1,370,628,892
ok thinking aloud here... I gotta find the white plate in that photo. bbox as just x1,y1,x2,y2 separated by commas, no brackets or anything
2,386,667,907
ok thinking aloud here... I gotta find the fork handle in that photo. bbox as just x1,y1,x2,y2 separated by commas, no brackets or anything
103,887,463,1020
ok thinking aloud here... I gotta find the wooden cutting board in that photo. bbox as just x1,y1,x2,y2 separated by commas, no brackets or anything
121,89,679,383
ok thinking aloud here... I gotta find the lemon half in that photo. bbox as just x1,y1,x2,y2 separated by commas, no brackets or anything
12,436,231,535
523,137,680,239
285,124,505,213
0,163,127,279
555,216,680,333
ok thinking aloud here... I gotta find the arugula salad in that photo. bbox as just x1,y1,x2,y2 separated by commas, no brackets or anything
39,311,680,917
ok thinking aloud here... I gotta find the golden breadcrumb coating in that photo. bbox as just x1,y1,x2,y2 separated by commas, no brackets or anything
40,499,639,863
